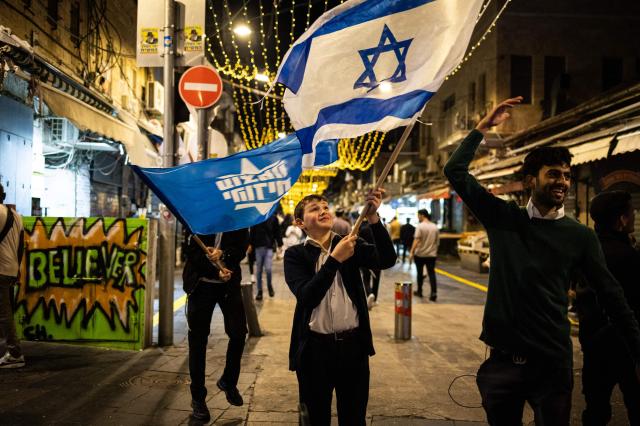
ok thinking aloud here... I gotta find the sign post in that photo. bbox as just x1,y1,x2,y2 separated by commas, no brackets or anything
178,65,223,160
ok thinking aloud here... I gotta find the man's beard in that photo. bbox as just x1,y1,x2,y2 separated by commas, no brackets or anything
534,184,567,209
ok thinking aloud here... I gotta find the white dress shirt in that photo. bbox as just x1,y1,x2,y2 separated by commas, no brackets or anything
305,234,359,334
526,198,565,220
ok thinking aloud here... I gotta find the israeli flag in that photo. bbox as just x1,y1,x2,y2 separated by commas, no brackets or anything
276,0,483,166
132,135,302,235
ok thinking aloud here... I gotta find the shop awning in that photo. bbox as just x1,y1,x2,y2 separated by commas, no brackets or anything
568,136,615,165
476,165,521,181
41,85,162,167
612,132,640,156
417,187,450,200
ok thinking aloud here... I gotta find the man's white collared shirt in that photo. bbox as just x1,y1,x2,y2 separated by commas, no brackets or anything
305,234,359,334
526,198,565,220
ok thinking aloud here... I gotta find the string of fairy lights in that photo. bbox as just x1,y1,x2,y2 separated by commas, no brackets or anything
204,0,509,212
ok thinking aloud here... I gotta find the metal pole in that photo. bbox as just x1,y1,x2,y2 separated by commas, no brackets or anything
158,0,176,347
196,108,208,161
350,118,418,236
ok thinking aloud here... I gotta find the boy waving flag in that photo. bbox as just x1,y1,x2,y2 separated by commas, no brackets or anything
276,0,484,167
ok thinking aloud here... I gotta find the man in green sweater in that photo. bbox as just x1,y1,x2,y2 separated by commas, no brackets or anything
444,97,640,425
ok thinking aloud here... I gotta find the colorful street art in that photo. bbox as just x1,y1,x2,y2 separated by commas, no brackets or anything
14,217,153,350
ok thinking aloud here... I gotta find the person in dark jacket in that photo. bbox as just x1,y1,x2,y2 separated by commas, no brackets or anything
444,97,640,426
182,229,249,422
249,214,283,300
577,190,640,425
284,189,396,426
399,218,415,263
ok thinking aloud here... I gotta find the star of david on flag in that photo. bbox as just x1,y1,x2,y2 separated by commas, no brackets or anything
354,24,412,91
131,135,303,235
275,0,484,167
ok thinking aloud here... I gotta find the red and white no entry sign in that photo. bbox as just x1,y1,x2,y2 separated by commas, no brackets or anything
178,65,223,109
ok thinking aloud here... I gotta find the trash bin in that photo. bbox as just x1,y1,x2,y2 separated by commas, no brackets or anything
394,282,412,340
240,281,262,337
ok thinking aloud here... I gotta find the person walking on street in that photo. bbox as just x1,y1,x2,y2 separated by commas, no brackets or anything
249,214,283,300
444,97,640,426
389,217,402,260
182,229,249,422
400,218,415,264
284,190,396,425
0,183,24,369
409,209,439,301
576,190,640,425
332,208,352,235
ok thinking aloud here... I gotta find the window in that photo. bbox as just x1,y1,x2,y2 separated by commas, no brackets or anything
70,2,81,46
510,55,532,103
602,57,623,91
478,73,486,112
442,93,456,112
47,0,59,30
544,56,565,103
468,81,476,114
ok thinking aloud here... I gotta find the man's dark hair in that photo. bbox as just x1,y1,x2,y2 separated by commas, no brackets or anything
0,183,5,203
335,208,345,218
294,194,328,221
418,209,431,220
590,190,632,232
519,146,572,179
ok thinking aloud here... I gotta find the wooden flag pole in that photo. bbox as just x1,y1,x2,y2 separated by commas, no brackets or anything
350,118,419,237
191,234,227,271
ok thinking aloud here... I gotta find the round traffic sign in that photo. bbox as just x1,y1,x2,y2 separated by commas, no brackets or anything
178,65,223,109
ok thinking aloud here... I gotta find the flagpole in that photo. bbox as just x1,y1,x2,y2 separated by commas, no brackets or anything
350,117,418,237
191,234,227,271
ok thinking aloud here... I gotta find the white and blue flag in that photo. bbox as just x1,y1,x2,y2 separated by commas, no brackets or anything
276,0,483,166
132,135,303,235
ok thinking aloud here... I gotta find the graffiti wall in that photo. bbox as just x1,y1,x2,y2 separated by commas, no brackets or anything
14,217,155,350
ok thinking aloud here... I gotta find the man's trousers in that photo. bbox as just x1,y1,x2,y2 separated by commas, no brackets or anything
187,281,247,402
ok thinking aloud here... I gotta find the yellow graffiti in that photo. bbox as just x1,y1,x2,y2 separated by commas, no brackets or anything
17,218,146,331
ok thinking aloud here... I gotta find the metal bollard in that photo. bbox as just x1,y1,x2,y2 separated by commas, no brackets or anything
394,282,412,340
240,281,262,337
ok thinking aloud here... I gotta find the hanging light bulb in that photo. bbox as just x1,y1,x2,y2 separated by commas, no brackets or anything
233,24,252,37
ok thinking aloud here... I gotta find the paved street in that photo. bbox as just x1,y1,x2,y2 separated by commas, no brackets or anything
0,258,630,425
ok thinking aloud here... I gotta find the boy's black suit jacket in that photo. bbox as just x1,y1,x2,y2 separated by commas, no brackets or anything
284,221,397,371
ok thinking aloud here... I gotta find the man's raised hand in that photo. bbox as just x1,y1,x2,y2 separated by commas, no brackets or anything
365,187,385,224
475,97,523,136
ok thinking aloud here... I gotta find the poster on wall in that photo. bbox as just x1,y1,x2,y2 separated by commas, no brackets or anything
139,28,160,54
136,0,206,67
14,217,152,350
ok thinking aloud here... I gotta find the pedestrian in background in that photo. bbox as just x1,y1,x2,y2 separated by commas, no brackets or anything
283,216,305,253
445,97,640,426
0,183,25,369
576,190,640,425
249,213,283,300
389,217,402,260
182,229,249,421
284,190,396,425
410,209,439,301
332,208,352,235
400,218,415,264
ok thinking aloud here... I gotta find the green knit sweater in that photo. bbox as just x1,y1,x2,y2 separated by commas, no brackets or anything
444,130,640,367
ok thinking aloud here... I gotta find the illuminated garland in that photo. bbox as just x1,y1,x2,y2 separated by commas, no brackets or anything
336,132,386,171
446,0,511,79
205,1,389,209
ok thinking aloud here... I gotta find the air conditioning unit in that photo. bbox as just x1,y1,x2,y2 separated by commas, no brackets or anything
44,117,79,143
146,80,164,114
426,155,438,174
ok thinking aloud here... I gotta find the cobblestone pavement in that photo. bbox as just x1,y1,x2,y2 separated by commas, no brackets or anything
0,259,630,425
